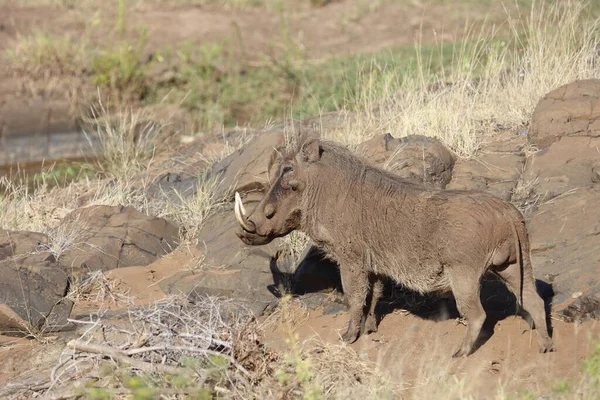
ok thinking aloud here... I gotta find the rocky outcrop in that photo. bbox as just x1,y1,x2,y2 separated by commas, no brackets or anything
530,79,600,149
0,230,72,331
357,133,455,189
58,205,179,278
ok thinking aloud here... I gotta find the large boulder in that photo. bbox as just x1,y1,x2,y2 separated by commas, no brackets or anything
160,206,286,316
0,230,73,331
448,152,525,201
530,79,600,149
0,229,48,261
523,136,600,201
58,205,179,278
208,129,285,200
527,187,600,309
357,134,455,189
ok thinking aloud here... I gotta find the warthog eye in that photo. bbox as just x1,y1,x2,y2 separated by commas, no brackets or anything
265,204,275,219
289,180,300,191
282,165,293,174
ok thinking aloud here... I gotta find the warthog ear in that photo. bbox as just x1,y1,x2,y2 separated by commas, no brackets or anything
300,139,322,163
267,148,280,184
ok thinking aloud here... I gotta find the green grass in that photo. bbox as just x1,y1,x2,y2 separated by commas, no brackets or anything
144,38,480,132
2,0,532,135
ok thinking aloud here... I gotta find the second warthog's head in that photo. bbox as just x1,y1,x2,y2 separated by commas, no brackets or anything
234,138,321,245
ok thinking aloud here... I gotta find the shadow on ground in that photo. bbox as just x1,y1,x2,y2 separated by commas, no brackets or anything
268,243,556,354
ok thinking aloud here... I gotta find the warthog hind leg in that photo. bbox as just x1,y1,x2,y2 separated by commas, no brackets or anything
364,274,384,334
495,262,555,353
450,270,486,358
340,266,370,344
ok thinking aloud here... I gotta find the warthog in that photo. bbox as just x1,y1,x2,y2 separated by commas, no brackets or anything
234,137,555,357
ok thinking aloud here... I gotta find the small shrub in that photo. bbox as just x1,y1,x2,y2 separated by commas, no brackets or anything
92,0,151,103
4,31,88,77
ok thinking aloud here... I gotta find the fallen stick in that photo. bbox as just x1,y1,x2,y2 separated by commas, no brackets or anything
45,386,224,400
123,344,253,378
66,340,183,375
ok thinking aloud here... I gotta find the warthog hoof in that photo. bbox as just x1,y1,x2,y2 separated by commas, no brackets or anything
451,347,471,358
364,315,378,334
341,327,360,344
537,337,555,353
539,342,555,353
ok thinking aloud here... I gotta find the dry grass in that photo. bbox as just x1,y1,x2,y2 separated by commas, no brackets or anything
150,171,230,243
83,100,161,181
0,176,142,232
301,338,397,399
280,230,311,265
38,295,275,399
4,30,91,78
331,0,600,159
66,270,134,308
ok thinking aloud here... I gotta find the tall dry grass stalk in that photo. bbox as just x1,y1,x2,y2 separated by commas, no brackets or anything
333,0,600,158
151,171,228,242
83,100,161,180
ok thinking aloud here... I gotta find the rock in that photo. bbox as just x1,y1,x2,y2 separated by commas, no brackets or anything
593,163,600,184
0,252,72,330
146,171,200,207
527,187,600,309
0,229,48,261
530,79,600,149
58,205,179,277
144,129,241,205
523,136,600,200
160,208,285,317
447,152,524,201
208,117,329,200
357,134,455,188
209,129,285,200
558,296,600,323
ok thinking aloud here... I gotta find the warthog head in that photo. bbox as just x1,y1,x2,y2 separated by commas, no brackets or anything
234,138,320,245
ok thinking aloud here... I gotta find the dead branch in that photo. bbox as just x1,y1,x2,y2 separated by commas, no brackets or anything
67,340,184,375
123,344,253,378
0,379,51,398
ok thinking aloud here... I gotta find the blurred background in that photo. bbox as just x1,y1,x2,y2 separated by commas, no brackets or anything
0,0,599,187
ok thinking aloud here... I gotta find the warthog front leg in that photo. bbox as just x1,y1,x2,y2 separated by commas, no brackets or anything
339,266,369,344
364,274,384,334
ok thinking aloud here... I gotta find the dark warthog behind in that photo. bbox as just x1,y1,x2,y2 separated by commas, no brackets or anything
234,137,554,357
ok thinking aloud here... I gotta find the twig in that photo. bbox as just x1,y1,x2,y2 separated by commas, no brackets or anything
0,379,50,398
179,332,232,348
123,344,253,378
67,340,183,375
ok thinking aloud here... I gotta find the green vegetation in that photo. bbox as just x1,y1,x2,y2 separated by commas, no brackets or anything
7,1,598,158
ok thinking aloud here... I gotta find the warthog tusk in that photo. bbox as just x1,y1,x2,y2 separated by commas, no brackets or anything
235,192,255,232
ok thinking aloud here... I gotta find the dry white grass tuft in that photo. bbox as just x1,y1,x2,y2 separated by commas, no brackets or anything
150,171,229,243
331,1,600,159
66,270,134,308
83,100,161,181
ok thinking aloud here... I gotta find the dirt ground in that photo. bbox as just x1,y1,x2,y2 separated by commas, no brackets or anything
262,304,600,398
0,1,522,61
2,253,598,398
